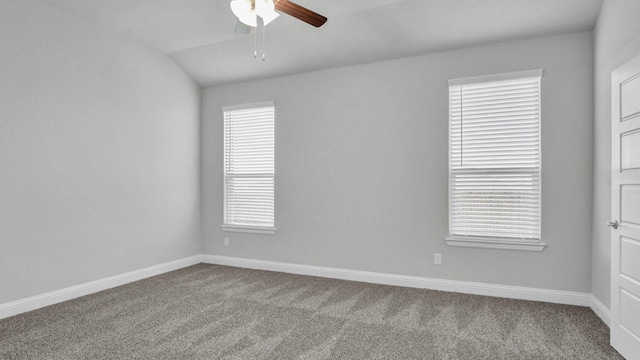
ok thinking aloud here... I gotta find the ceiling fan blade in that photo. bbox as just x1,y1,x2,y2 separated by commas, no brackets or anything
274,0,327,27
234,20,252,35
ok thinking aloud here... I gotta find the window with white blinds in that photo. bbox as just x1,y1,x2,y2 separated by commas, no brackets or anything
222,102,275,234
447,70,544,251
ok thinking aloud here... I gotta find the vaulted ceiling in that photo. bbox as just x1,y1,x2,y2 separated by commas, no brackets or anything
39,0,604,87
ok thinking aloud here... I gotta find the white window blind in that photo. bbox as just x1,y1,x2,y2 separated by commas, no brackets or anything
223,102,275,234
448,70,543,250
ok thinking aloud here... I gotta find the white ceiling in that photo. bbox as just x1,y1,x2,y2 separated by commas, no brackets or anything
39,0,604,88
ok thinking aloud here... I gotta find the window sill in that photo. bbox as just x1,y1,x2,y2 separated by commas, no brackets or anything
221,224,276,235
446,237,546,252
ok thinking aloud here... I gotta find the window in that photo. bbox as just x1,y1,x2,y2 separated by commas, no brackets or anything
222,102,275,234
446,70,544,251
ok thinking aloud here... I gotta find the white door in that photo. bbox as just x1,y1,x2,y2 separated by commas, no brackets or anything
611,52,640,360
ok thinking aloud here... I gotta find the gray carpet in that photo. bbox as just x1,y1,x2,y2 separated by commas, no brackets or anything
0,264,624,359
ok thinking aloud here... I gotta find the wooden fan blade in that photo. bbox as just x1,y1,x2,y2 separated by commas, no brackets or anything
274,0,327,27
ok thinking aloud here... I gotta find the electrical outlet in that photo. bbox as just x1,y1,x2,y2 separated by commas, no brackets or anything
434,253,442,265
224,237,229,247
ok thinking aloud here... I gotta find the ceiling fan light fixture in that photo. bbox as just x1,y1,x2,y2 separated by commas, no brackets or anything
260,9,279,25
255,0,279,25
230,0,257,27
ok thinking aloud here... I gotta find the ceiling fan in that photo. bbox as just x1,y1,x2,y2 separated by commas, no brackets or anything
230,0,327,35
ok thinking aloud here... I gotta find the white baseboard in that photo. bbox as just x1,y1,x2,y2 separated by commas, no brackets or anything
589,294,611,326
1,254,606,324
0,255,202,320
202,255,591,307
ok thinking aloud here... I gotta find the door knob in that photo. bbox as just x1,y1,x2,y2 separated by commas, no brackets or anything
607,220,619,229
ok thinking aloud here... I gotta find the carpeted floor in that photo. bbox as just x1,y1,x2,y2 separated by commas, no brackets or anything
0,264,624,359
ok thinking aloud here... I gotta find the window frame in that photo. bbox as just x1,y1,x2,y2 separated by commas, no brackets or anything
221,101,276,235
446,70,545,251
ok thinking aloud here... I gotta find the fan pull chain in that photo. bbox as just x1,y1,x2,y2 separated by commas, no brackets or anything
262,24,266,61
254,26,258,58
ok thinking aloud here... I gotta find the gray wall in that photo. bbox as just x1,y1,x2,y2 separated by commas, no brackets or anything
0,0,201,304
203,32,594,292
591,0,640,308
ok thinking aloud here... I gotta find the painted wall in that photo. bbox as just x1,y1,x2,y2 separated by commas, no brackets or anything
0,0,201,304
203,32,594,293
592,0,640,308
